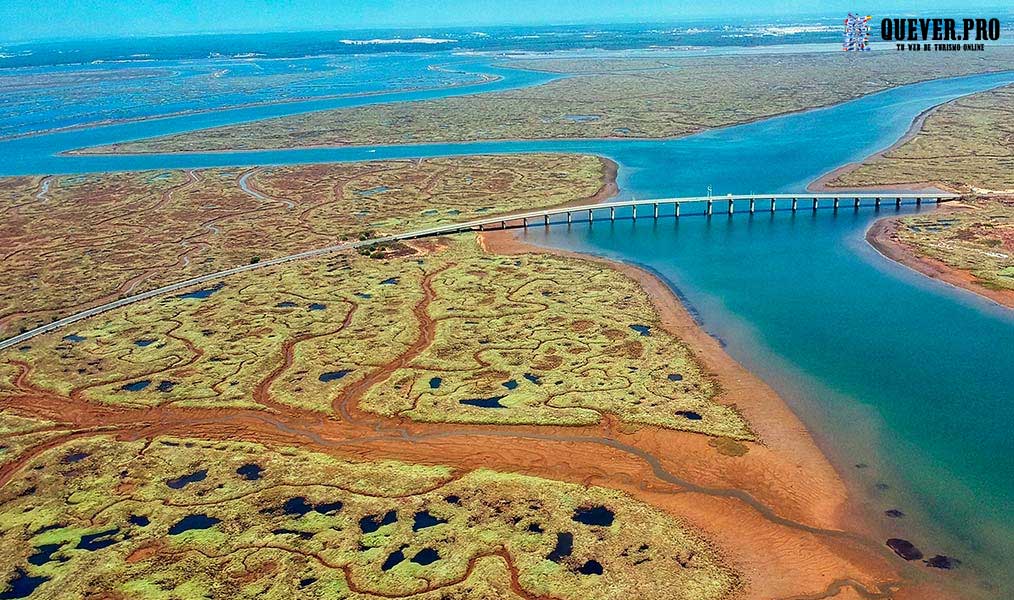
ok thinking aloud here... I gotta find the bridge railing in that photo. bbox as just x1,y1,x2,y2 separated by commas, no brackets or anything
397,192,961,238
0,191,960,351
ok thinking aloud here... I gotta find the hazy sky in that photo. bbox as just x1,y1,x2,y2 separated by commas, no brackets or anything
0,0,1004,43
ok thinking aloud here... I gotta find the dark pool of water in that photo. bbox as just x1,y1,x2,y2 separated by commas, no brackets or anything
176,283,224,299
168,514,220,535
236,463,262,480
308,303,326,311
319,370,351,382
120,380,150,392
667,373,683,381
578,559,604,575
281,497,342,516
628,324,651,336
573,506,614,526
27,544,62,566
134,338,156,347
76,528,119,551
675,410,702,421
62,452,88,464
61,334,85,343
359,510,397,533
502,379,518,390
429,377,442,389
459,395,506,409
380,277,399,285
523,373,541,385
412,510,447,531
547,532,574,562
283,497,314,516
275,301,297,308
156,380,175,392
0,569,48,599
128,515,150,527
411,548,440,565
166,469,207,489
382,547,406,571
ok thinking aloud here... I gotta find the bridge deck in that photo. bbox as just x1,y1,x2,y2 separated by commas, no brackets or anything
0,192,959,350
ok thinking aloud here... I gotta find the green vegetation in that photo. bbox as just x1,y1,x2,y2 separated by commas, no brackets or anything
830,84,1014,192
0,436,735,599
7,236,750,438
359,239,751,438
81,49,1014,153
893,199,1014,291
0,154,607,338
828,84,1013,293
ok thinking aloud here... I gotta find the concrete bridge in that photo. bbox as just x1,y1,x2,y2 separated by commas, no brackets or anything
400,192,960,238
0,192,958,351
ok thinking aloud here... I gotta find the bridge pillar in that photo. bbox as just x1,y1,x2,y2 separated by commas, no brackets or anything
544,215,549,226
833,197,840,210
567,212,572,224
675,202,681,217
770,198,776,212
632,205,637,220
653,203,659,219
588,209,594,222
916,196,922,206
749,198,755,213
936,196,942,204
706,200,713,216
791,197,798,211
855,197,861,209
875,197,881,209
895,197,902,208
501,221,506,229
523,217,528,228
610,207,615,221
728,199,734,215
812,197,818,211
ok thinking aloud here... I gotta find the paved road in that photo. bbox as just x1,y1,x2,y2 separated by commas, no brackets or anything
0,192,957,351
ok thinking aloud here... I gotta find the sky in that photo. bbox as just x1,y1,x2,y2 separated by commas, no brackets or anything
0,0,1005,43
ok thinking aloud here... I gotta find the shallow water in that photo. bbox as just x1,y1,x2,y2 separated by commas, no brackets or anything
523,205,1014,591
4,53,1013,593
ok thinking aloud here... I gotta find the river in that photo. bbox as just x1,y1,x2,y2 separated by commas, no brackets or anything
3,56,1012,594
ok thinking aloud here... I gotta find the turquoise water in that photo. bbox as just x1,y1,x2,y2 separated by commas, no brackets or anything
4,56,1013,591
524,207,1014,590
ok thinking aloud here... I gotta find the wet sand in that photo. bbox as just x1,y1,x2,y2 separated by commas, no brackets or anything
867,212,1014,309
0,156,960,599
807,93,1014,310
807,104,952,194
475,234,924,598
470,157,980,597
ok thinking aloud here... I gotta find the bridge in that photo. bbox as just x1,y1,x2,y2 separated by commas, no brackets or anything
0,192,958,351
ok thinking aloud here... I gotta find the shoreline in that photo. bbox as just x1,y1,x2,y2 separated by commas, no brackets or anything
866,211,1014,309
808,89,1014,310
476,229,946,599
807,103,954,193
65,68,1014,159
475,162,939,598
1,70,505,144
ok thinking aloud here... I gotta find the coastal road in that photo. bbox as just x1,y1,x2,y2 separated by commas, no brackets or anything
0,192,957,352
